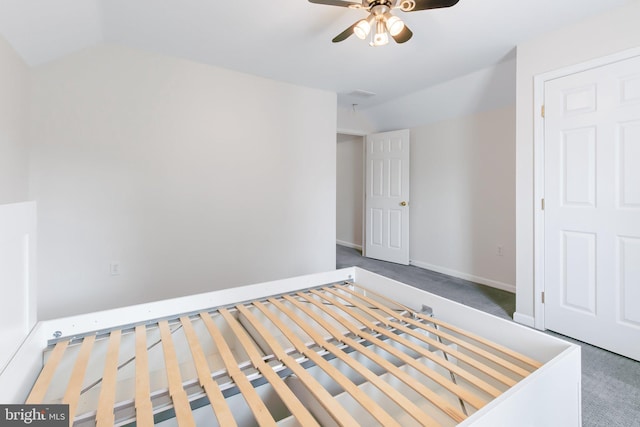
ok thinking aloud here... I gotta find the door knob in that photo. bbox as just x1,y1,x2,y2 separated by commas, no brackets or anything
400,201,407,206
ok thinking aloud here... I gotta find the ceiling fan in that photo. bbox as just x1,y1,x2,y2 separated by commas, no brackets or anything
309,0,460,46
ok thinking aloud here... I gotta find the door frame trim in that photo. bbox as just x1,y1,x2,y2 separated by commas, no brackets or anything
532,46,640,330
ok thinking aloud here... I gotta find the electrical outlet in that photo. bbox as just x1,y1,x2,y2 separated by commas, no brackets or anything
497,246,504,256
110,262,121,276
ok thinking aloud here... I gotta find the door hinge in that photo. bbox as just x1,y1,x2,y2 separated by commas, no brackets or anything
541,291,545,304
541,105,545,118
541,198,545,210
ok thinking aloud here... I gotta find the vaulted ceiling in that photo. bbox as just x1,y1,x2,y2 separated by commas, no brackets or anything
0,0,631,110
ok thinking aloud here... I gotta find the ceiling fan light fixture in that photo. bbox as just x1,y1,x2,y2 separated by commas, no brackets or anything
314,0,461,46
354,18,371,40
371,21,389,46
385,14,405,37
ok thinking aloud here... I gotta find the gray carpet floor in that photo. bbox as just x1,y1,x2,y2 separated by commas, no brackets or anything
337,244,640,427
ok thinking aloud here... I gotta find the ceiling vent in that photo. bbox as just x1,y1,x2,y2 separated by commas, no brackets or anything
346,89,377,98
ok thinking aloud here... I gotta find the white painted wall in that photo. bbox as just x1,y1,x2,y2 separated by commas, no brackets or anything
361,59,516,133
0,202,37,372
336,134,363,249
0,35,29,204
0,0,102,66
515,1,640,319
337,105,375,135
410,107,516,291
29,44,337,320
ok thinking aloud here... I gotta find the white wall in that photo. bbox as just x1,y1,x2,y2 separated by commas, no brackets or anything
515,1,640,320
0,35,29,204
410,107,516,291
336,134,363,249
361,59,516,133
337,105,375,135
29,44,337,320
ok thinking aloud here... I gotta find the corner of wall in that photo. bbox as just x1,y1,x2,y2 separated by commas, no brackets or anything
0,34,30,205
337,105,375,135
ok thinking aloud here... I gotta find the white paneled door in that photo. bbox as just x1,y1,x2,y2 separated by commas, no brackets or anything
544,55,640,360
365,130,410,265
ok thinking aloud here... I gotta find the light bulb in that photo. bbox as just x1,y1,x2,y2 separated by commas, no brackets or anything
354,19,371,40
371,20,389,46
373,31,389,46
386,15,405,36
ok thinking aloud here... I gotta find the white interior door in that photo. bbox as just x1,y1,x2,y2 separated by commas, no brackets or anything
364,129,410,265
544,55,640,360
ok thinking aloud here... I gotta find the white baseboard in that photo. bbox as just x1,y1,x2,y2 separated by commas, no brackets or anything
336,240,363,251
513,312,536,328
409,259,516,294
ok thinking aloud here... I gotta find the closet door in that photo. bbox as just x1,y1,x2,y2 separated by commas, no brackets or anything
544,55,640,361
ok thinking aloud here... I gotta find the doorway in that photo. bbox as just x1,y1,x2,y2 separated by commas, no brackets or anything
336,133,365,251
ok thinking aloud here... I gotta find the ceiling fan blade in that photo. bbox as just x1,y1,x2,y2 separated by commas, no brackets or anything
401,0,460,12
332,22,358,42
391,25,413,43
308,0,362,8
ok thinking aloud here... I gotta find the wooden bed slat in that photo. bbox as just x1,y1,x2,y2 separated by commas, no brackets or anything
346,283,543,370
338,285,535,378
324,291,529,388
337,285,539,381
26,340,70,404
63,334,96,422
134,325,154,426
274,295,443,425
200,311,278,427
314,288,512,393
289,292,491,410
180,316,238,427
158,320,196,427
243,301,403,427
96,330,122,427
230,307,361,427
217,309,320,427
320,287,518,388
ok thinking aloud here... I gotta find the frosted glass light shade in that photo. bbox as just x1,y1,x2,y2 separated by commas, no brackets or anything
354,19,371,39
373,31,389,46
386,15,405,36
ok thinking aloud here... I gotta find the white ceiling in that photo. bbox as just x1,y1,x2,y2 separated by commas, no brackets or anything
0,0,631,109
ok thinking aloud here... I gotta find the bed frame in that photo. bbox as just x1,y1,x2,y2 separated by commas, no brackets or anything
1,267,581,426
